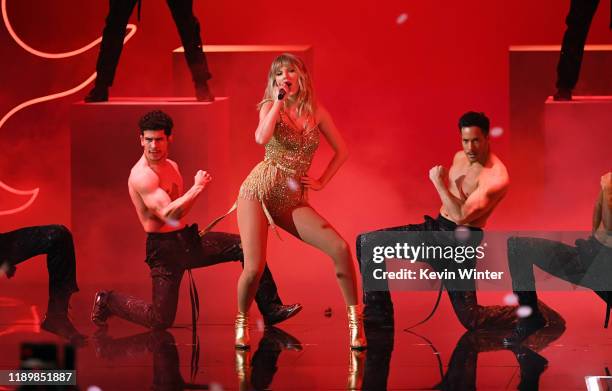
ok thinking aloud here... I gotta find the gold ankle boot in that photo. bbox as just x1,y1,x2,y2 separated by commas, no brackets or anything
235,311,250,349
347,305,367,350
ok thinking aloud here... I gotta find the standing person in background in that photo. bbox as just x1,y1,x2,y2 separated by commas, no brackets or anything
85,0,214,102
554,0,610,100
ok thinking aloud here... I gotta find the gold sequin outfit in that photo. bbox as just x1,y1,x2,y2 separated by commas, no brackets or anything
200,113,319,236
239,113,319,220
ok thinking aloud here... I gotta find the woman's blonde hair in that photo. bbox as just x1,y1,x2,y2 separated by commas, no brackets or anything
258,53,316,120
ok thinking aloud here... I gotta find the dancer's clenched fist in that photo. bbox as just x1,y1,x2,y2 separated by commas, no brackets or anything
195,170,212,187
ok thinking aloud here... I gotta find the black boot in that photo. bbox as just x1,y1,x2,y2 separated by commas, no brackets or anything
195,81,214,102
263,304,303,326
43,291,87,344
84,84,109,102
91,290,111,328
41,314,87,345
553,88,572,101
254,264,302,326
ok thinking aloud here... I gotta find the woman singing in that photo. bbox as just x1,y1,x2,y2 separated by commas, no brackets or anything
234,53,366,350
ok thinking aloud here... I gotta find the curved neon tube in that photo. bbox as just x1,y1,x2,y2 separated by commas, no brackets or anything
2,0,136,59
0,180,39,216
0,0,137,214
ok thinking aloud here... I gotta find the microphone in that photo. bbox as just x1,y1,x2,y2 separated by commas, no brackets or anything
278,88,286,100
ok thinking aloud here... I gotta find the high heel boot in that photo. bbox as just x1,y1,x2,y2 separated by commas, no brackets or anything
347,305,367,350
235,311,250,349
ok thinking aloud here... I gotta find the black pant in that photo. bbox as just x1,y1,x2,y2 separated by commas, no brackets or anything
0,225,78,313
105,225,283,329
357,215,510,331
556,0,600,90
95,0,211,87
508,235,612,310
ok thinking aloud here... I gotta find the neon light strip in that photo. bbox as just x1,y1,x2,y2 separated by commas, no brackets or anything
1,0,137,59
0,0,138,129
0,0,137,214
0,180,38,216
0,72,97,129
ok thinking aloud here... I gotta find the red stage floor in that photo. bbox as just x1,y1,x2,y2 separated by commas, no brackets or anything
1,285,610,390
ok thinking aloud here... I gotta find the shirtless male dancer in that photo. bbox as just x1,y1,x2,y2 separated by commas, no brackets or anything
357,111,510,330
91,110,301,329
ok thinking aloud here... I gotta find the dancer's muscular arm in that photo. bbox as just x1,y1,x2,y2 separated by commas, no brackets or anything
130,168,211,222
430,166,508,226
302,105,349,191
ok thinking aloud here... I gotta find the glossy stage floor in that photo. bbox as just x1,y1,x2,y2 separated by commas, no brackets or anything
0,283,612,390
1,284,611,390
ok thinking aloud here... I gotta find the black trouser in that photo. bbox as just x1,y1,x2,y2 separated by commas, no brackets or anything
105,225,283,329
0,225,78,314
95,0,211,87
357,215,505,331
556,0,600,90
507,235,611,313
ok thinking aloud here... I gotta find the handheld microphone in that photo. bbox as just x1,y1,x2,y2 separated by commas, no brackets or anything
278,88,286,100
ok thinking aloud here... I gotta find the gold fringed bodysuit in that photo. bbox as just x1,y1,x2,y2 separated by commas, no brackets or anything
202,111,319,235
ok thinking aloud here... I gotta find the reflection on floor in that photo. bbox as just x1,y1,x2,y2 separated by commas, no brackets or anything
0,286,610,390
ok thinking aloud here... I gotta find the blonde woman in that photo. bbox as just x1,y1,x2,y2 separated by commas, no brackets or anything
234,53,366,350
